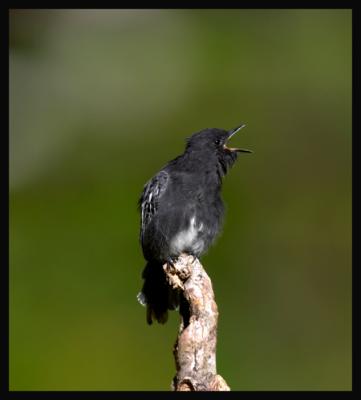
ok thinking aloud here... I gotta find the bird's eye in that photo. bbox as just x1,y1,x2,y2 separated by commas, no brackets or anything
214,139,221,146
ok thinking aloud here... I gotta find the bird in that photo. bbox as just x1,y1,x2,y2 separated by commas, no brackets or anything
137,124,251,324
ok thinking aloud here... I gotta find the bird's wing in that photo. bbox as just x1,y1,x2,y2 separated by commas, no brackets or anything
139,170,169,236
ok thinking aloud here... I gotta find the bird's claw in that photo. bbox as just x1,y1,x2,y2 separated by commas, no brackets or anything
164,257,184,289
166,256,178,272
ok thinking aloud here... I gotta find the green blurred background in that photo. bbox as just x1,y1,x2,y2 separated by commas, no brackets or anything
9,9,352,391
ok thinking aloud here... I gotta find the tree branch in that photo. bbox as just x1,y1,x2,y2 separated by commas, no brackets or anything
163,253,230,391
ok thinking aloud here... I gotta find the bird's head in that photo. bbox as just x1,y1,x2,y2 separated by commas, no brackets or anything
185,124,252,176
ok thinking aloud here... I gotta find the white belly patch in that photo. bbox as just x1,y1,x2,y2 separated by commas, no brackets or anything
170,216,204,254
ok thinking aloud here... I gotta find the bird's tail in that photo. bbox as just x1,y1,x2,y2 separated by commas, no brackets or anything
137,261,179,324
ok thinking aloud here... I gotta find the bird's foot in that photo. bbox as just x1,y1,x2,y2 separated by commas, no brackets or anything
166,256,178,270
164,256,184,290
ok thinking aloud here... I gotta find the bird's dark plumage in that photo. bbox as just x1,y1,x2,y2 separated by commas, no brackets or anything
138,125,251,324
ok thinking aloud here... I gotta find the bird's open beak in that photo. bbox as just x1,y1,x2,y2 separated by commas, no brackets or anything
224,124,252,153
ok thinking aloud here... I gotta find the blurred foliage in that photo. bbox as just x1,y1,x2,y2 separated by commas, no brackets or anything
9,9,351,390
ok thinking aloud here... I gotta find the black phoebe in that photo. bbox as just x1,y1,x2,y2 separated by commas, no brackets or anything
137,125,251,324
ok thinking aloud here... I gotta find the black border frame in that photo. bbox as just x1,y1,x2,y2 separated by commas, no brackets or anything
4,4,357,398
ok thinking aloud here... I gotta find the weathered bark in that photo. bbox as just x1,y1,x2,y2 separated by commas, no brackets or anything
163,253,230,391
